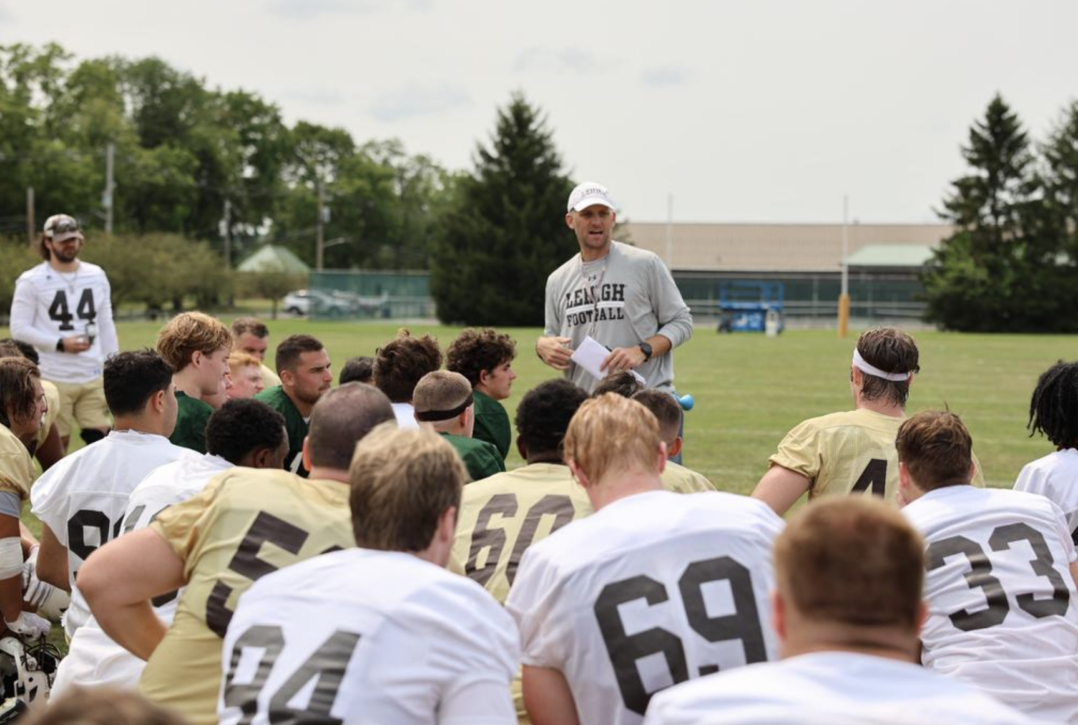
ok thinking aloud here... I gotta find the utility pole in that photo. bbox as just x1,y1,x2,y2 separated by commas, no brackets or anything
316,180,325,272
664,194,674,268
223,199,232,269
104,142,115,236
26,187,34,247
838,194,850,338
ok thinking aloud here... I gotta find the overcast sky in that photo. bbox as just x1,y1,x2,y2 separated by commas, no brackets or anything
2,0,1076,223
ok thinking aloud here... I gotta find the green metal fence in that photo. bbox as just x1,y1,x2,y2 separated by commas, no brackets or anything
307,268,927,324
675,270,926,322
309,270,435,320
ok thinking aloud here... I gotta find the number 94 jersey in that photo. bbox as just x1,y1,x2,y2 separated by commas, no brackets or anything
139,469,357,725
903,486,1078,723
506,490,784,725
219,549,519,725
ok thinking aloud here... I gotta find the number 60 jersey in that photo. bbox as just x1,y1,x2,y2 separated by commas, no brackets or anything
903,486,1078,724
506,490,784,725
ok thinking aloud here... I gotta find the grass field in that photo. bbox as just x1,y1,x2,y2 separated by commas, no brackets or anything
4,318,1067,498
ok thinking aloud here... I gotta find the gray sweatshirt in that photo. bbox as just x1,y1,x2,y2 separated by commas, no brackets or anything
544,241,693,392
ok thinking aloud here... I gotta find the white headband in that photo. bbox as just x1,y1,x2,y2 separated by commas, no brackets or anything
853,349,913,382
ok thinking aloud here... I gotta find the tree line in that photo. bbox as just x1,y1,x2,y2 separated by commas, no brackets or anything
0,44,576,326
0,43,453,271
926,94,1078,332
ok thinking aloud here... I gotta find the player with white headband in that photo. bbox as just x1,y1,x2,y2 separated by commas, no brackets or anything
752,327,985,515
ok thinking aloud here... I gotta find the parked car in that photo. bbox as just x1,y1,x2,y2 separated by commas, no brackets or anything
281,289,352,317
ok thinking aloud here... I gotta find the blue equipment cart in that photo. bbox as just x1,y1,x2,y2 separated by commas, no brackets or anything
717,281,785,333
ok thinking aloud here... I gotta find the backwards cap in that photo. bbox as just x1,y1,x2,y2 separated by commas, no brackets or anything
43,214,82,243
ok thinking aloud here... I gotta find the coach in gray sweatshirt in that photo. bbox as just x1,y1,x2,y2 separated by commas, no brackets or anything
537,181,693,393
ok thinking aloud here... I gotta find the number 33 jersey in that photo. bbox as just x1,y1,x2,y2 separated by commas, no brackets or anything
219,549,520,725
903,485,1078,723
11,261,118,382
506,490,784,725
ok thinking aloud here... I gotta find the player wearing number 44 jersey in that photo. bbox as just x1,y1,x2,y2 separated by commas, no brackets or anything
897,411,1078,723
506,394,784,725
30,351,190,639
753,327,984,516
80,383,397,725
645,497,1039,725
10,214,119,451
219,424,519,725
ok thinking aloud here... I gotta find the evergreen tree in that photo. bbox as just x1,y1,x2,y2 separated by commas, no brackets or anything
431,93,574,325
924,95,1067,331
1043,101,1078,262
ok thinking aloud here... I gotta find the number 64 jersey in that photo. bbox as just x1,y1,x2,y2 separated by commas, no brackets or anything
506,490,784,725
903,486,1078,723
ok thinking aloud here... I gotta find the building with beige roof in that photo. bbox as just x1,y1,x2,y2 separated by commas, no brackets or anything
621,221,951,322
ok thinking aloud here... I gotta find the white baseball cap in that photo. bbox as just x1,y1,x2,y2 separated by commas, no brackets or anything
567,181,617,212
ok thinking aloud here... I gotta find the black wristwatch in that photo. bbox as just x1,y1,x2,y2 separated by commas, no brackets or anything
56,338,65,352
639,341,653,362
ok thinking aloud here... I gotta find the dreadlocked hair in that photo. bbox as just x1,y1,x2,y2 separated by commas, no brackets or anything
1027,360,1078,448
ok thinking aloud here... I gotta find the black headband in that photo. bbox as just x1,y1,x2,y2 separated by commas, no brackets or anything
415,393,474,422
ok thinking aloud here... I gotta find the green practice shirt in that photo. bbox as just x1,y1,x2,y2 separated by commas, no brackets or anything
255,385,309,477
442,433,505,483
472,390,511,461
170,391,213,454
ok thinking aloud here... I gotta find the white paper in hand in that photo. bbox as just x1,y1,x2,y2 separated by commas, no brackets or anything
570,335,646,385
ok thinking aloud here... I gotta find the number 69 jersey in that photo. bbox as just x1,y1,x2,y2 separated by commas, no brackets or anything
219,549,520,725
903,486,1078,723
506,490,784,725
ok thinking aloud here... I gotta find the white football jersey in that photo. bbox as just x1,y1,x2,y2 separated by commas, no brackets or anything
9,260,119,383
506,490,784,725
1014,447,1078,544
51,454,234,696
903,485,1078,723
30,429,195,637
392,402,419,429
219,548,519,725
643,651,1041,725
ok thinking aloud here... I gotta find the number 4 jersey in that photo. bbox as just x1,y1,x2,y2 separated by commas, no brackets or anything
506,490,784,725
10,261,119,383
769,408,986,502
219,549,520,725
903,485,1078,723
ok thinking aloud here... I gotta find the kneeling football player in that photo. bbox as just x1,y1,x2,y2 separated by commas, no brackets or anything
507,393,784,725
219,424,519,724
898,410,1078,723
